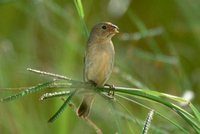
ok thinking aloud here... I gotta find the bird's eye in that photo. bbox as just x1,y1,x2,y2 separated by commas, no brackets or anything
102,25,107,29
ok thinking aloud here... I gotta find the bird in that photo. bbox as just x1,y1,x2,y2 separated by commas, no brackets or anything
77,22,119,118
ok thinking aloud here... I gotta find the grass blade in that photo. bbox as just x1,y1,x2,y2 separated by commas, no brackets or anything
0,80,56,102
142,110,154,134
74,0,84,18
116,100,141,133
116,94,189,134
110,102,122,134
40,91,71,100
48,90,77,123
73,0,89,38
98,86,199,132
189,103,200,122
176,110,200,133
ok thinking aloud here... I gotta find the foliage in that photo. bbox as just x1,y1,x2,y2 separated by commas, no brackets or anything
1,0,200,134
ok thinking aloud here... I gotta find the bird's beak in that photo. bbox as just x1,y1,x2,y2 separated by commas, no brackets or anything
112,25,119,34
114,27,119,33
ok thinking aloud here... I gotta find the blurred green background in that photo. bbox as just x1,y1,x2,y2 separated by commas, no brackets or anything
1,0,200,133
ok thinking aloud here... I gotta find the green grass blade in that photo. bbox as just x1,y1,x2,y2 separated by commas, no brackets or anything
73,0,89,38
133,48,178,65
189,103,200,123
142,110,154,134
110,102,122,134
113,87,193,117
128,11,161,54
116,94,189,134
116,100,141,133
48,90,77,123
40,91,71,100
0,80,56,102
176,110,200,133
111,87,200,132
160,93,188,103
74,0,84,18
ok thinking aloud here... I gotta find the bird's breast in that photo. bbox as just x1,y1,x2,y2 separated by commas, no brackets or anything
85,42,115,86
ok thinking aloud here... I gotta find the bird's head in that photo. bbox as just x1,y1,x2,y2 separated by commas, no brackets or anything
89,22,119,42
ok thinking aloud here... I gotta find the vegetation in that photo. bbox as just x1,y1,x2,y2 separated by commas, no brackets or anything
1,0,200,133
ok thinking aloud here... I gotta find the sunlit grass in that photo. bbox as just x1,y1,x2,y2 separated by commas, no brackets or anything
1,0,200,134
1,68,200,133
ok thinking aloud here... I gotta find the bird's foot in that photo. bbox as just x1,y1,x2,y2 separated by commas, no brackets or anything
104,83,115,98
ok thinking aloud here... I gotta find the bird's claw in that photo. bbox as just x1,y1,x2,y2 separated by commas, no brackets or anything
104,84,115,98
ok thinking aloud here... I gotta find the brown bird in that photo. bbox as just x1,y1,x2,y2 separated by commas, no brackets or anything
77,22,119,118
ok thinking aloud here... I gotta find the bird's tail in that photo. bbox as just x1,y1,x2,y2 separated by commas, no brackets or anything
77,94,95,118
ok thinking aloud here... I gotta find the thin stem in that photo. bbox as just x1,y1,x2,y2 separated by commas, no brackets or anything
27,68,71,80
40,91,71,100
85,117,103,134
142,110,154,134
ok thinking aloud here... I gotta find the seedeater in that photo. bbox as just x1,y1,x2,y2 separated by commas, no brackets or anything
77,22,119,118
